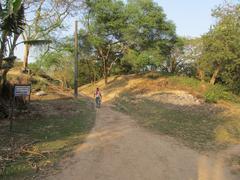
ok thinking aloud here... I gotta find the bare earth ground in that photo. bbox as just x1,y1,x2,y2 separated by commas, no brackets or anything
46,103,239,180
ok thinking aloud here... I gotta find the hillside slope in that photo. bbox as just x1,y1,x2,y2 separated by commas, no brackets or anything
80,74,240,104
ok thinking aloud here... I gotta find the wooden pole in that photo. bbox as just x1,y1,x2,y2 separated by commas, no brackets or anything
74,21,79,98
9,98,14,132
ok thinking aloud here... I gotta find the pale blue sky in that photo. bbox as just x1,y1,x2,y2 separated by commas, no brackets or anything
15,0,239,61
155,0,239,37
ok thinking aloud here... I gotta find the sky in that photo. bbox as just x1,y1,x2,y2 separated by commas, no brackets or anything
155,0,238,37
15,0,239,61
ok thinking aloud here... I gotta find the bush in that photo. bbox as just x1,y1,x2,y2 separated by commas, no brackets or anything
204,85,238,103
204,87,220,103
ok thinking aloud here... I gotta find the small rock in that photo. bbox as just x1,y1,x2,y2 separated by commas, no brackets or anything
36,91,47,96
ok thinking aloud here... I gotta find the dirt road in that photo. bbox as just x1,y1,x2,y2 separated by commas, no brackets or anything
47,104,238,180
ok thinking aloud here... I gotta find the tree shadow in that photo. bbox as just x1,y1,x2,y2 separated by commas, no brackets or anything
103,76,129,95
0,94,96,178
9,95,95,140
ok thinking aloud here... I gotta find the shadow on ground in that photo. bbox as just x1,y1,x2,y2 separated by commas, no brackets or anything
0,93,96,179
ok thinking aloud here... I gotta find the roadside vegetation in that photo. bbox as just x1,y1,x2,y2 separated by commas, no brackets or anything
0,92,96,179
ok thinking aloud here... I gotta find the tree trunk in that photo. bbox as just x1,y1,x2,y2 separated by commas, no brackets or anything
3,33,20,84
103,58,108,85
197,68,205,82
93,72,96,84
23,44,30,71
85,59,96,85
210,65,220,85
0,31,8,95
0,31,8,68
170,58,177,73
104,71,108,85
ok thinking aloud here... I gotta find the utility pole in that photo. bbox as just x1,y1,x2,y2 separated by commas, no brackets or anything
74,21,78,98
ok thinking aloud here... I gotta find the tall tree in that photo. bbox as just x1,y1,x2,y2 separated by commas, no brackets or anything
0,0,25,88
123,0,177,72
84,0,126,84
214,3,240,92
200,3,240,85
81,0,177,83
22,0,82,71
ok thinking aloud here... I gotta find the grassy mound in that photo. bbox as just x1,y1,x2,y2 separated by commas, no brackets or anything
80,73,240,104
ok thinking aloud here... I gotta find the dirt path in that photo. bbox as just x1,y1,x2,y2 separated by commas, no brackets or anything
47,104,238,180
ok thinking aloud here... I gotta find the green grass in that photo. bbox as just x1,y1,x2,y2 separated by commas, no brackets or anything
203,84,240,103
115,92,240,151
0,98,96,179
168,76,202,92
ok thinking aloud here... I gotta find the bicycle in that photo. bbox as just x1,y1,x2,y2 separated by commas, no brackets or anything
95,96,101,108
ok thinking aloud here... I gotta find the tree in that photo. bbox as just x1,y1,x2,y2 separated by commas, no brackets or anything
22,0,82,71
31,35,100,88
81,0,177,83
0,0,25,89
78,29,101,84
200,3,240,85
84,0,126,84
124,0,177,72
213,3,240,92
183,38,204,80
35,51,75,88
167,37,185,74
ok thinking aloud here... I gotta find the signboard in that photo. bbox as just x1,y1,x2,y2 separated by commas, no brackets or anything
14,84,31,97
10,84,32,131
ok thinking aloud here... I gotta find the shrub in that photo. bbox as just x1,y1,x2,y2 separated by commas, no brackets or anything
204,87,220,103
204,85,238,103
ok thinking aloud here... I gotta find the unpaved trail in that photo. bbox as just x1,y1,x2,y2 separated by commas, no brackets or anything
47,104,238,180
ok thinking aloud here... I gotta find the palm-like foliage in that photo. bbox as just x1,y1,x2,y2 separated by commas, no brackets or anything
0,0,24,88
0,0,25,34
21,39,52,46
0,0,25,57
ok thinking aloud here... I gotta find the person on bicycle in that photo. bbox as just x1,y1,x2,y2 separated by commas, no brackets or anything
94,87,102,108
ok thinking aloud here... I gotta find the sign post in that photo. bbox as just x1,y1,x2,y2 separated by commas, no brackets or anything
14,84,31,99
10,84,31,131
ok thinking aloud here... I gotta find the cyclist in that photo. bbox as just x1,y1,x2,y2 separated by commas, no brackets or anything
94,87,102,108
